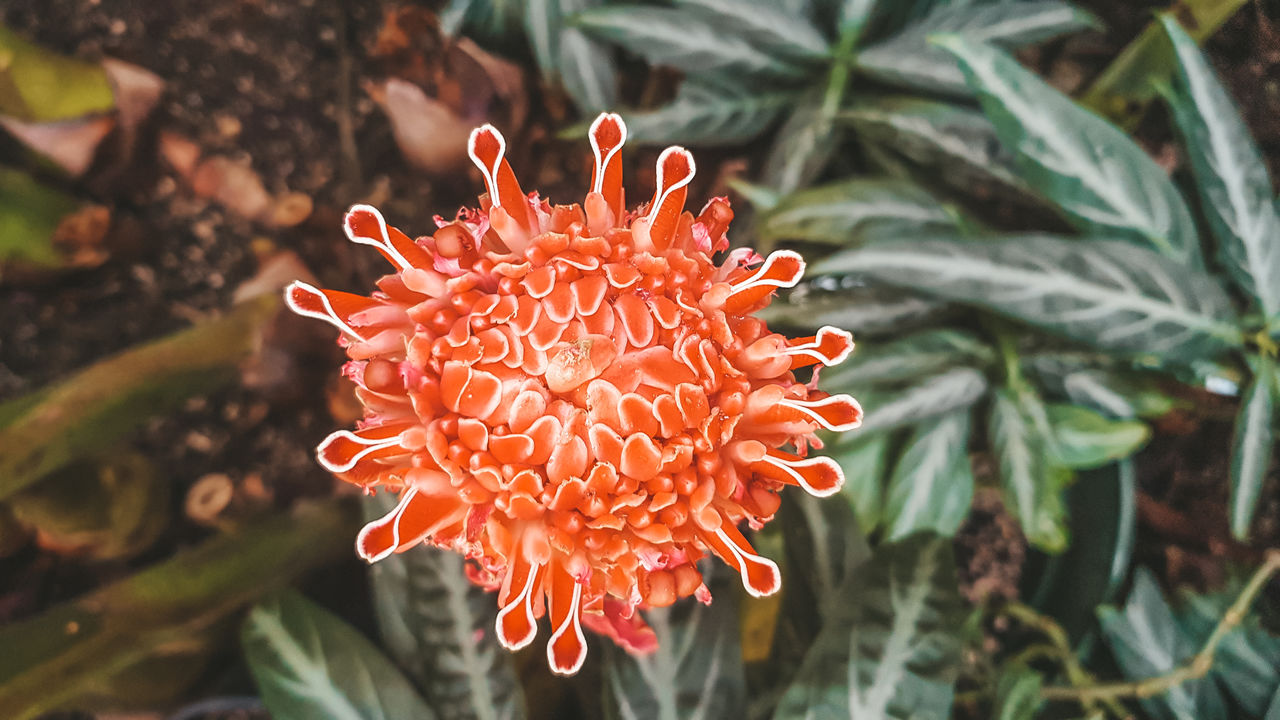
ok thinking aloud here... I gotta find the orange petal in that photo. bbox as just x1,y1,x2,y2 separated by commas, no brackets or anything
467,124,531,234
284,281,380,340
589,112,627,220
356,488,467,562
701,520,781,598
645,146,695,251
496,553,545,651
784,326,855,369
344,204,432,271
752,449,845,497
547,562,588,676
722,250,805,316
440,361,503,419
316,426,405,474
778,394,863,432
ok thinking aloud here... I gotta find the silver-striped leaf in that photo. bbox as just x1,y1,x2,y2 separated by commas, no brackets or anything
814,235,1241,362
1161,16,1280,321
935,36,1203,268
365,495,524,720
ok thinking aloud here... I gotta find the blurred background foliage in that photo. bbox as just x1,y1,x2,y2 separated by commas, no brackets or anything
0,0,1278,719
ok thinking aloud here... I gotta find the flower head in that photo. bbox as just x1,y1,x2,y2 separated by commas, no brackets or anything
286,113,861,675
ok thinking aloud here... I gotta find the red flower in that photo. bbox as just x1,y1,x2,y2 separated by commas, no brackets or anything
286,113,861,675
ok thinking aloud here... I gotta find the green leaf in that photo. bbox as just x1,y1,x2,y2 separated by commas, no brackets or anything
993,663,1043,720
526,0,619,112
364,495,524,720
990,387,1071,552
0,165,81,269
440,0,524,43
0,294,282,501
244,590,437,720
813,235,1242,362
883,410,975,541
1080,0,1249,129
844,96,1031,198
1023,460,1136,642
0,500,358,720
758,282,949,337
857,366,989,435
822,328,995,389
573,7,810,79
1048,403,1150,469
1098,568,1229,720
620,80,796,146
826,431,890,534
1229,356,1275,541
758,86,837,197
757,177,957,247
1026,353,1177,419
0,25,115,122
772,534,965,720
857,2,1097,97
779,489,872,620
1175,587,1280,717
935,36,1203,267
1161,16,1280,321
604,565,746,720
674,0,830,63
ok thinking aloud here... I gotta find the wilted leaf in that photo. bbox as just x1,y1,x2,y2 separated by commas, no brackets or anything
1161,16,1280,321
0,293,282,501
990,387,1070,552
367,78,473,174
1047,403,1150,469
573,6,810,79
772,534,965,720
814,235,1241,362
757,177,957,247
936,37,1203,268
0,25,115,122
244,590,437,720
0,500,358,720
604,565,745,720
9,453,167,560
826,432,889,534
365,494,524,720
856,366,989,435
1228,356,1274,541
1081,0,1249,128
821,328,994,389
857,2,1097,96
883,410,975,541
845,96,1030,197
759,282,950,337
0,114,114,177
620,79,797,146
1023,460,1136,641
1098,568,1229,720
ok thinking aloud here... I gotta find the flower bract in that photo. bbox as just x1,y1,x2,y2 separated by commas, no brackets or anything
286,113,861,676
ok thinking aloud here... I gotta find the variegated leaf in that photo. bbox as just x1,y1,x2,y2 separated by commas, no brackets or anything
365,495,524,720
814,235,1241,362
936,37,1203,268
